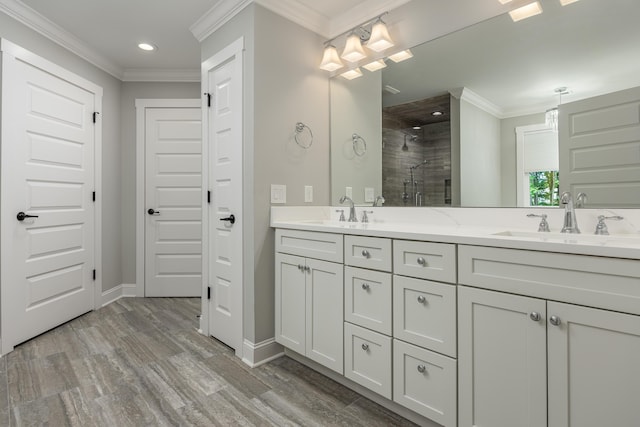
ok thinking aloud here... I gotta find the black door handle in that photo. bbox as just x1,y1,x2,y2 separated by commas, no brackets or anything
17,212,39,221
220,214,235,225
148,209,160,215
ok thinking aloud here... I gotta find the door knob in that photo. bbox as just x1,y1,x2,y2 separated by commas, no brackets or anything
220,214,235,225
147,209,160,215
16,211,39,221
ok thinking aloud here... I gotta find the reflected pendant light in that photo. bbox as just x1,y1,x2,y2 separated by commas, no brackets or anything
545,108,559,132
366,19,394,52
388,49,413,63
509,1,543,22
362,59,387,72
340,68,363,80
341,32,367,62
319,45,344,72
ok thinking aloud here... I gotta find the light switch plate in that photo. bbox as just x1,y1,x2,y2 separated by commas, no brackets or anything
364,187,375,202
271,184,286,204
304,186,313,203
345,187,353,199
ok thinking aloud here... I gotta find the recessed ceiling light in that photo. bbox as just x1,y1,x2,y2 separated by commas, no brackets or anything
432,111,444,116
413,126,421,130
138,43,156,51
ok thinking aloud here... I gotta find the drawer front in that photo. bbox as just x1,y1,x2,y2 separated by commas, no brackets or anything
393,339,457,427
344,267,392,335
275,228,343,263
393,240,456,283
344,235,392,272
393,275,457,357
344,322,392,399
458,245,640,316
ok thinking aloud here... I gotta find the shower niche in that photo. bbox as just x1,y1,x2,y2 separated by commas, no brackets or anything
382,94,452,207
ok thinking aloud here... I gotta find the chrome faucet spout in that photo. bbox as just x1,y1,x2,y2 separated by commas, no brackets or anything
560,191,581,234
339,195,357,222
373,195,385,207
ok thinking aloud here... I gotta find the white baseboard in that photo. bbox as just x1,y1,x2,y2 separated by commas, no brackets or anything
241,338,284,368
100,283,137,306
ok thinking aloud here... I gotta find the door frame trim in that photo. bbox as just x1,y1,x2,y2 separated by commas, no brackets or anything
134,98,201,297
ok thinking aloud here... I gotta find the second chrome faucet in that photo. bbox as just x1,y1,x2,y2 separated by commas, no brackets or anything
339,195,358,222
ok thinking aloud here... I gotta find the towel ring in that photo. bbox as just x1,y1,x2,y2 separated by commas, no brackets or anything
352,133,367,156
295,122,313,149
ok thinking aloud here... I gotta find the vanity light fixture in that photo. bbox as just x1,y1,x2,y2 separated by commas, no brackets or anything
388,49,414,63
137,42,156,51
560,0,580,4
366,18,394,52
319,45,344,72
509,1,543,22
362,59,387,72
545,86,569,132
341,68,364,80
341,32,367,62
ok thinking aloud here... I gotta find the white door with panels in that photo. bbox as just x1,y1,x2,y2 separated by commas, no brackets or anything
1,40,102,355
144,106,202,297
203,39,244,354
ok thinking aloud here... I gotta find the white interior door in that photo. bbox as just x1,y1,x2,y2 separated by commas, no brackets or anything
205,41,243,353
1,42,100,354
144,107,202,297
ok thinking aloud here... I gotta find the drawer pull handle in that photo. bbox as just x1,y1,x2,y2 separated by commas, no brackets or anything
361,249,370,258
361,283,370,291
549,315,561,326
530,312,541,322
361,343,369,351
417,365,426,374
417,295,427,304
417,257,426,266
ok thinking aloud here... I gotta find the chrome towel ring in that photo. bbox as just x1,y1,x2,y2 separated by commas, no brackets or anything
295,122,313,148
352,133,367,156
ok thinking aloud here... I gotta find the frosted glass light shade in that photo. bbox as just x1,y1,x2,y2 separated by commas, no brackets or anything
341,33,367,62
341,68,363,80
319,45,344,72
366,20,394,52
363,59,387,72
559,0,579,5
545,108,559,132
509,1,543,22
388,49,413,63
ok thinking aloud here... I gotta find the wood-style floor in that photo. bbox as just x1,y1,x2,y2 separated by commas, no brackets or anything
0,298,417,426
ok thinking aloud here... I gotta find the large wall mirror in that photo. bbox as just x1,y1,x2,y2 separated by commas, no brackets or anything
330,0,640,208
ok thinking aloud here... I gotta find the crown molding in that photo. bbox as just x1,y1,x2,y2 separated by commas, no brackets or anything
122,68,201,82
450,87,504,119
189,0,254,42
0,0,124,79
256,0,329,38
328,0,412,38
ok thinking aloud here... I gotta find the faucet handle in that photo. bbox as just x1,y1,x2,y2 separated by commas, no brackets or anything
576,192,588,208
361,210,373,223
335,209,345,222
527,213,550,232
594,215,623,235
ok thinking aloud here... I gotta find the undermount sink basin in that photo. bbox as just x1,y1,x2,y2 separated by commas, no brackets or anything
492,230,640,246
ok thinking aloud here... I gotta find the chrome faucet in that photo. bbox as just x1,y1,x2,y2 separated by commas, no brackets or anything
373,195,385,207
339,195,357,222
560,192,586,234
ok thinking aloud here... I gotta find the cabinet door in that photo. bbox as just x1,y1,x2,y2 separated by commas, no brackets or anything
306,258,344,374
344,267,392,335
275,253,306,354
548,302,640,427
344,322,392,399
458,286,547,427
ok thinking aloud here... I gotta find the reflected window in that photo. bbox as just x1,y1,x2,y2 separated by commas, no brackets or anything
529,171,559,206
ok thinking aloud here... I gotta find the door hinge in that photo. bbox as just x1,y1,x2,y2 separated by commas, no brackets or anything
92,191,96,202
93,269,96,281
204,92,211,108
207,190,211,204
207,286,211,300
93,112,100,123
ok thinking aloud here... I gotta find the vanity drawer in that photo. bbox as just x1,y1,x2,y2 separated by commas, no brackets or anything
393,275,457,357
275,229,343,263
344,235,392,272
393,240,456,283
344,267,392,335
393,339,457,427
459,245,640,316
344,322,392,399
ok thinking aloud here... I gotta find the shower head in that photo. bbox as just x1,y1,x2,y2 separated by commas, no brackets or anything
402,133,417,151
409,160,428,170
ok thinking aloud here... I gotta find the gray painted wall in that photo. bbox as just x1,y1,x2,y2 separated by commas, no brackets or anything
119,82,201,284
0,12,123,293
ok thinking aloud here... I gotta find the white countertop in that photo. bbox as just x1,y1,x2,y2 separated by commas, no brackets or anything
271,206,640,260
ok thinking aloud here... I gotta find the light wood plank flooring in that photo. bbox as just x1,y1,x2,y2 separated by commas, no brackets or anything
0,298,417,426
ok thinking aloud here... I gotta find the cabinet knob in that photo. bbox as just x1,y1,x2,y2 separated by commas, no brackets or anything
549,315,561,326
361,249,370,258
417,295,427,304
304,265,311,273
417,257,426,266
530,312,541,322
361,343,369,351
361,283,370,291
297,264,304,271
417,365,426,374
